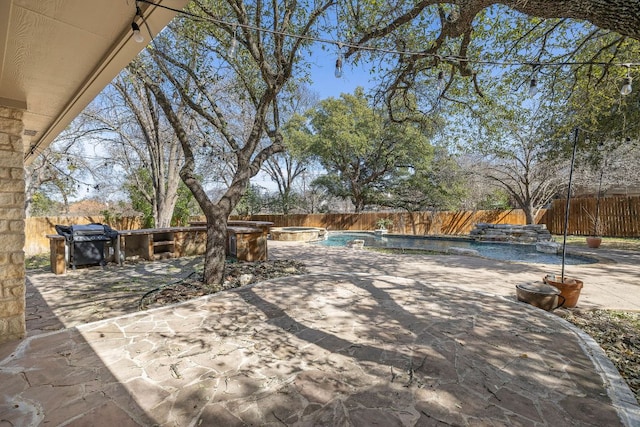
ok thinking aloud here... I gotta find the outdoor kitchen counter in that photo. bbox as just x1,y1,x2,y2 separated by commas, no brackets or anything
47,224,270,274
45,234,121,275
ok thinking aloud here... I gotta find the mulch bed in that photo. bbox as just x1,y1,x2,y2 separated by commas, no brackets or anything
138,259,306,310
559,309,640,404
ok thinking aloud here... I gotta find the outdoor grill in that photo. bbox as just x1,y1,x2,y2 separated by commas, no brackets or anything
54,223,119,269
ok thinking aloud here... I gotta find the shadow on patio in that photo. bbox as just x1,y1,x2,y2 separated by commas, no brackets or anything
3,268,637,425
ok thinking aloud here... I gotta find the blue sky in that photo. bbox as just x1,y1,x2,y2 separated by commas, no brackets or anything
306,45,376,100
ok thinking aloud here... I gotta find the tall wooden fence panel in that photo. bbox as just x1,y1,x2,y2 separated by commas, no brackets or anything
545,196,640,236
27,198,637,256
232,209,534,235
25,216,142,256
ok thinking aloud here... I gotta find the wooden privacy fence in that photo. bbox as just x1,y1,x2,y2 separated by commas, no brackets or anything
24,216,142,256
25,196,639,256
231,209,540,236
544,196,640,237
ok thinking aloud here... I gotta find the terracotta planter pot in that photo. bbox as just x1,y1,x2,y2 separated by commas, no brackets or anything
586,236,602,248
543,275,584,308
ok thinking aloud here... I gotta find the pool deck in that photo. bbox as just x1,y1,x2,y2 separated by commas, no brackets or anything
1,240,639,426
273,240,640,311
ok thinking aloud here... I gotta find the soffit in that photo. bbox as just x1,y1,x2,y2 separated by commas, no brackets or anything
0,0,187,164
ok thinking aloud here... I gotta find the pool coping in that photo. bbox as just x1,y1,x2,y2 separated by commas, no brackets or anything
316,231,603,265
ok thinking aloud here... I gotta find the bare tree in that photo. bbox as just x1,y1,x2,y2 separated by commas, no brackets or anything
458,97,569,224
80,69,187,228
25,116,104,216
261,85,318,214
131,0,334,286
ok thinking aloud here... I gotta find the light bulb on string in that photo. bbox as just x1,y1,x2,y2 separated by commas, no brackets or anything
621,76,633,96
113,1,640,101
528,77,538,97
131,22,144,43
335,44,344,78
228,26,238,58
131,5,144,43
620,64,633,95
436,71,446,93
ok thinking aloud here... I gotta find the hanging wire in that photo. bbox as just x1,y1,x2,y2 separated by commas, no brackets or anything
26,0,640,160
135,0,640,71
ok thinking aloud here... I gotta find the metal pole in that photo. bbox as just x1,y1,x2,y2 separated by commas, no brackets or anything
561,128,579,281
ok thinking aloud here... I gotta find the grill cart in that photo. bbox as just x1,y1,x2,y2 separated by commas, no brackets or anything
54,223,119,269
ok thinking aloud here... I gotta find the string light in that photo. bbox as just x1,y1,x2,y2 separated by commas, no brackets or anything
621,65,633,96
134,0,640,80
436,70,446,93
228,26,238,58
132,22,144,43
131,5,144,43
335,44,344,78
334,0,343,79
528,77,538,97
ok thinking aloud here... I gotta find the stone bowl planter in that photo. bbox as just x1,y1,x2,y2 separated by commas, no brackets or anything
516,282,565,311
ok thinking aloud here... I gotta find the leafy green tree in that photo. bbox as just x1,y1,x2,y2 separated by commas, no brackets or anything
302,88,435,212
172,183,202,226
383,148,468,213
341,2,640,129
125,167,201,227
234,185,265,216
124,168,154,228
28,192,62,217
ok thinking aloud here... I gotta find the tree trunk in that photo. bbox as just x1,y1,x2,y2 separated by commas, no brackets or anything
156,190,178,228
204,216,227,289
524,203,536,225
156,203,173,228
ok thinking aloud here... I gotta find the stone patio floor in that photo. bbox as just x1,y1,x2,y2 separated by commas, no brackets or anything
1,240,640,426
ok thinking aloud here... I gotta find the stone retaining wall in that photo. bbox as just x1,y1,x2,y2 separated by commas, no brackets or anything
469,223,552,243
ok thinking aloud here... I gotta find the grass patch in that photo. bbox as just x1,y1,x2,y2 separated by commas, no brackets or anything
25,254,50,270
553,235,640,251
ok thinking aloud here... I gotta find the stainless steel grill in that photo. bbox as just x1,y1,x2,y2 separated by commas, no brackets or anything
55,224,119,269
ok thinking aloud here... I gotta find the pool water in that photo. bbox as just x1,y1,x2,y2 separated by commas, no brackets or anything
315,232,596,265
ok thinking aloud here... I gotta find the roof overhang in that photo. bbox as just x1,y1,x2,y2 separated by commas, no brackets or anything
0,0,188,165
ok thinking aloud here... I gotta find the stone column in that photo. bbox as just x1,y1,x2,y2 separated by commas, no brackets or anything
0,107,26,343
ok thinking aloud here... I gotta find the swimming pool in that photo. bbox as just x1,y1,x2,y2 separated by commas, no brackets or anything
314,232,597,265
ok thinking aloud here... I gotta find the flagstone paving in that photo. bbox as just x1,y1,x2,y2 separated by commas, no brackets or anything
1,241,639,426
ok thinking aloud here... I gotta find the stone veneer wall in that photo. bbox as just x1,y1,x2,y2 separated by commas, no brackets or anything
0,107,26,343
469,223,552,243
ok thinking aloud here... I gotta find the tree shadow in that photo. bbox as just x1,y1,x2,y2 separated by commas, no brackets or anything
0,321,155,425
154,273,624,425
25,256,204,328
